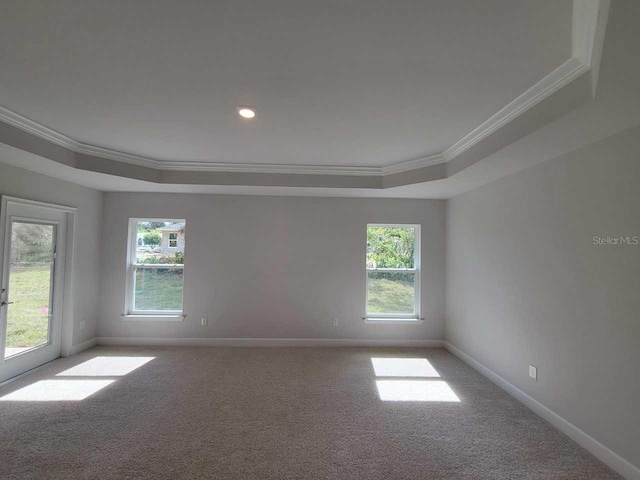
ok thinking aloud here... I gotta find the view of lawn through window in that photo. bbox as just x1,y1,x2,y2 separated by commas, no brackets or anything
366,225,418,317
131,220,185,313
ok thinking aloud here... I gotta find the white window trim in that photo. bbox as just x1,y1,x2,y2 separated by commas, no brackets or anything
364,223,421,323
124,218,186,318
363,318,424,325
121,314,185,322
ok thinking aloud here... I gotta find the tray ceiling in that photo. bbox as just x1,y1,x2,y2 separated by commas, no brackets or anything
0,0,613,191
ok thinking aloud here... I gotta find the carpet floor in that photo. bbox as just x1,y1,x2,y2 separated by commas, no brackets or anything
0,346,621,479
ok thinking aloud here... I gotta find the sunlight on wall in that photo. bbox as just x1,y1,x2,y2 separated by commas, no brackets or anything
0,380,114,401
56,356,155,377
376,380,460,402
371,358,440,378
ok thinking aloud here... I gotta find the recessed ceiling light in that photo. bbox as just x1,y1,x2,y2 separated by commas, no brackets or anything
237,106,256,119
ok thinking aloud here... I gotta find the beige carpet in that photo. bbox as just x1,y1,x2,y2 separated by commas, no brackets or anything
0,346,621,479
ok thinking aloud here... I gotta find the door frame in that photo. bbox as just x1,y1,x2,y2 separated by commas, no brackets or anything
0,196,77,360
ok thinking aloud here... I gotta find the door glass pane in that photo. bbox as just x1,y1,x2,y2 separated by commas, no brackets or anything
4,222,55,359
367,271,415,315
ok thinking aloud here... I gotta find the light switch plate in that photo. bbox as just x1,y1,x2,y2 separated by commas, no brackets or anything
529,365,537,380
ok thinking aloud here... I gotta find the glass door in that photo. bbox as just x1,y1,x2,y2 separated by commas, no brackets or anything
0,200,67,383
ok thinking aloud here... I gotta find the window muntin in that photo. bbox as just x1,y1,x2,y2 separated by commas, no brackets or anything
366,225,419,319
126,220,185,315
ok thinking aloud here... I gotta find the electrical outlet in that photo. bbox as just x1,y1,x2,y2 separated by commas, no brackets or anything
79,320,86,330
201,317,208,326
332,317,339,327
529,365,537,381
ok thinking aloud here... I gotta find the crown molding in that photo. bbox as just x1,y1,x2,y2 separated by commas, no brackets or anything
79,141,383,175
76,142,164,169
583,0,610,95
442,0,608,163
0,105,78,151
381,154,445,175
0,106,382,176
572,0,609,66
0,0,608,180
0,104,438,177
153,161,381,176
442,57,589,162
80,144,382,176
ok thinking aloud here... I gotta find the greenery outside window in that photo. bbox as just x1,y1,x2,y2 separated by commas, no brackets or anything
366,224,420,320
125,219,185,317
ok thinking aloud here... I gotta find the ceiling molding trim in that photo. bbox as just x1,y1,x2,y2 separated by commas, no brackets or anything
0,106,381,176
381,154,444,175
442,58,589,162
0,105,79,151
155,161,381,176
443,0,608,163
79,145,382,175
584,0,610,95
572,0,607,66
79,143,382,175
78,137,384,176
76,143,164,169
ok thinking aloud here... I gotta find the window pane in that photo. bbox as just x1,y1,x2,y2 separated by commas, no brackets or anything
367,271,415,315
135,221,185,264
134,267,184,312
367,226,415,269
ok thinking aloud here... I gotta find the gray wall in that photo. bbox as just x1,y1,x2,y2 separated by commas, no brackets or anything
446,126,640,468
98,194,446,341
0,161,103,346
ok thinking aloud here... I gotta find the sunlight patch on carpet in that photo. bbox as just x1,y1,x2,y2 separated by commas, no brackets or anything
376,380,460,402
56,356,154,377
0,380,114,401
371,357,440,378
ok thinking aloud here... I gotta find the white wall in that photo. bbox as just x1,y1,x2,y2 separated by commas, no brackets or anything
0,161,103,347
446,126,640,469
98,194,446,342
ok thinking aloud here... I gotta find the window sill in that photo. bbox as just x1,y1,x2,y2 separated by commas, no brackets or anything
122,314,186,322
363,317,424,325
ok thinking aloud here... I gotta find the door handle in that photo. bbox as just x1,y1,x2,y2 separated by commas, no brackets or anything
1,301,14,307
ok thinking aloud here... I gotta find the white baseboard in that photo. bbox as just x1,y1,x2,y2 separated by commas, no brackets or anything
444,342,640,480
96,337,444,348
68,338,98,356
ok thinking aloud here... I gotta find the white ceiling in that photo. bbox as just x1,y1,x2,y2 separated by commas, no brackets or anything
0,0,571,167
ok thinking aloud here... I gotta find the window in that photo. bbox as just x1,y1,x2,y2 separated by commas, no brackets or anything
125,219,185,317
168,233,178,248
365,224,420,321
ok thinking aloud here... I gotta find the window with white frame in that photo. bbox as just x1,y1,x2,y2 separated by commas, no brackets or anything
366,224,420,319
126,219,185,315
